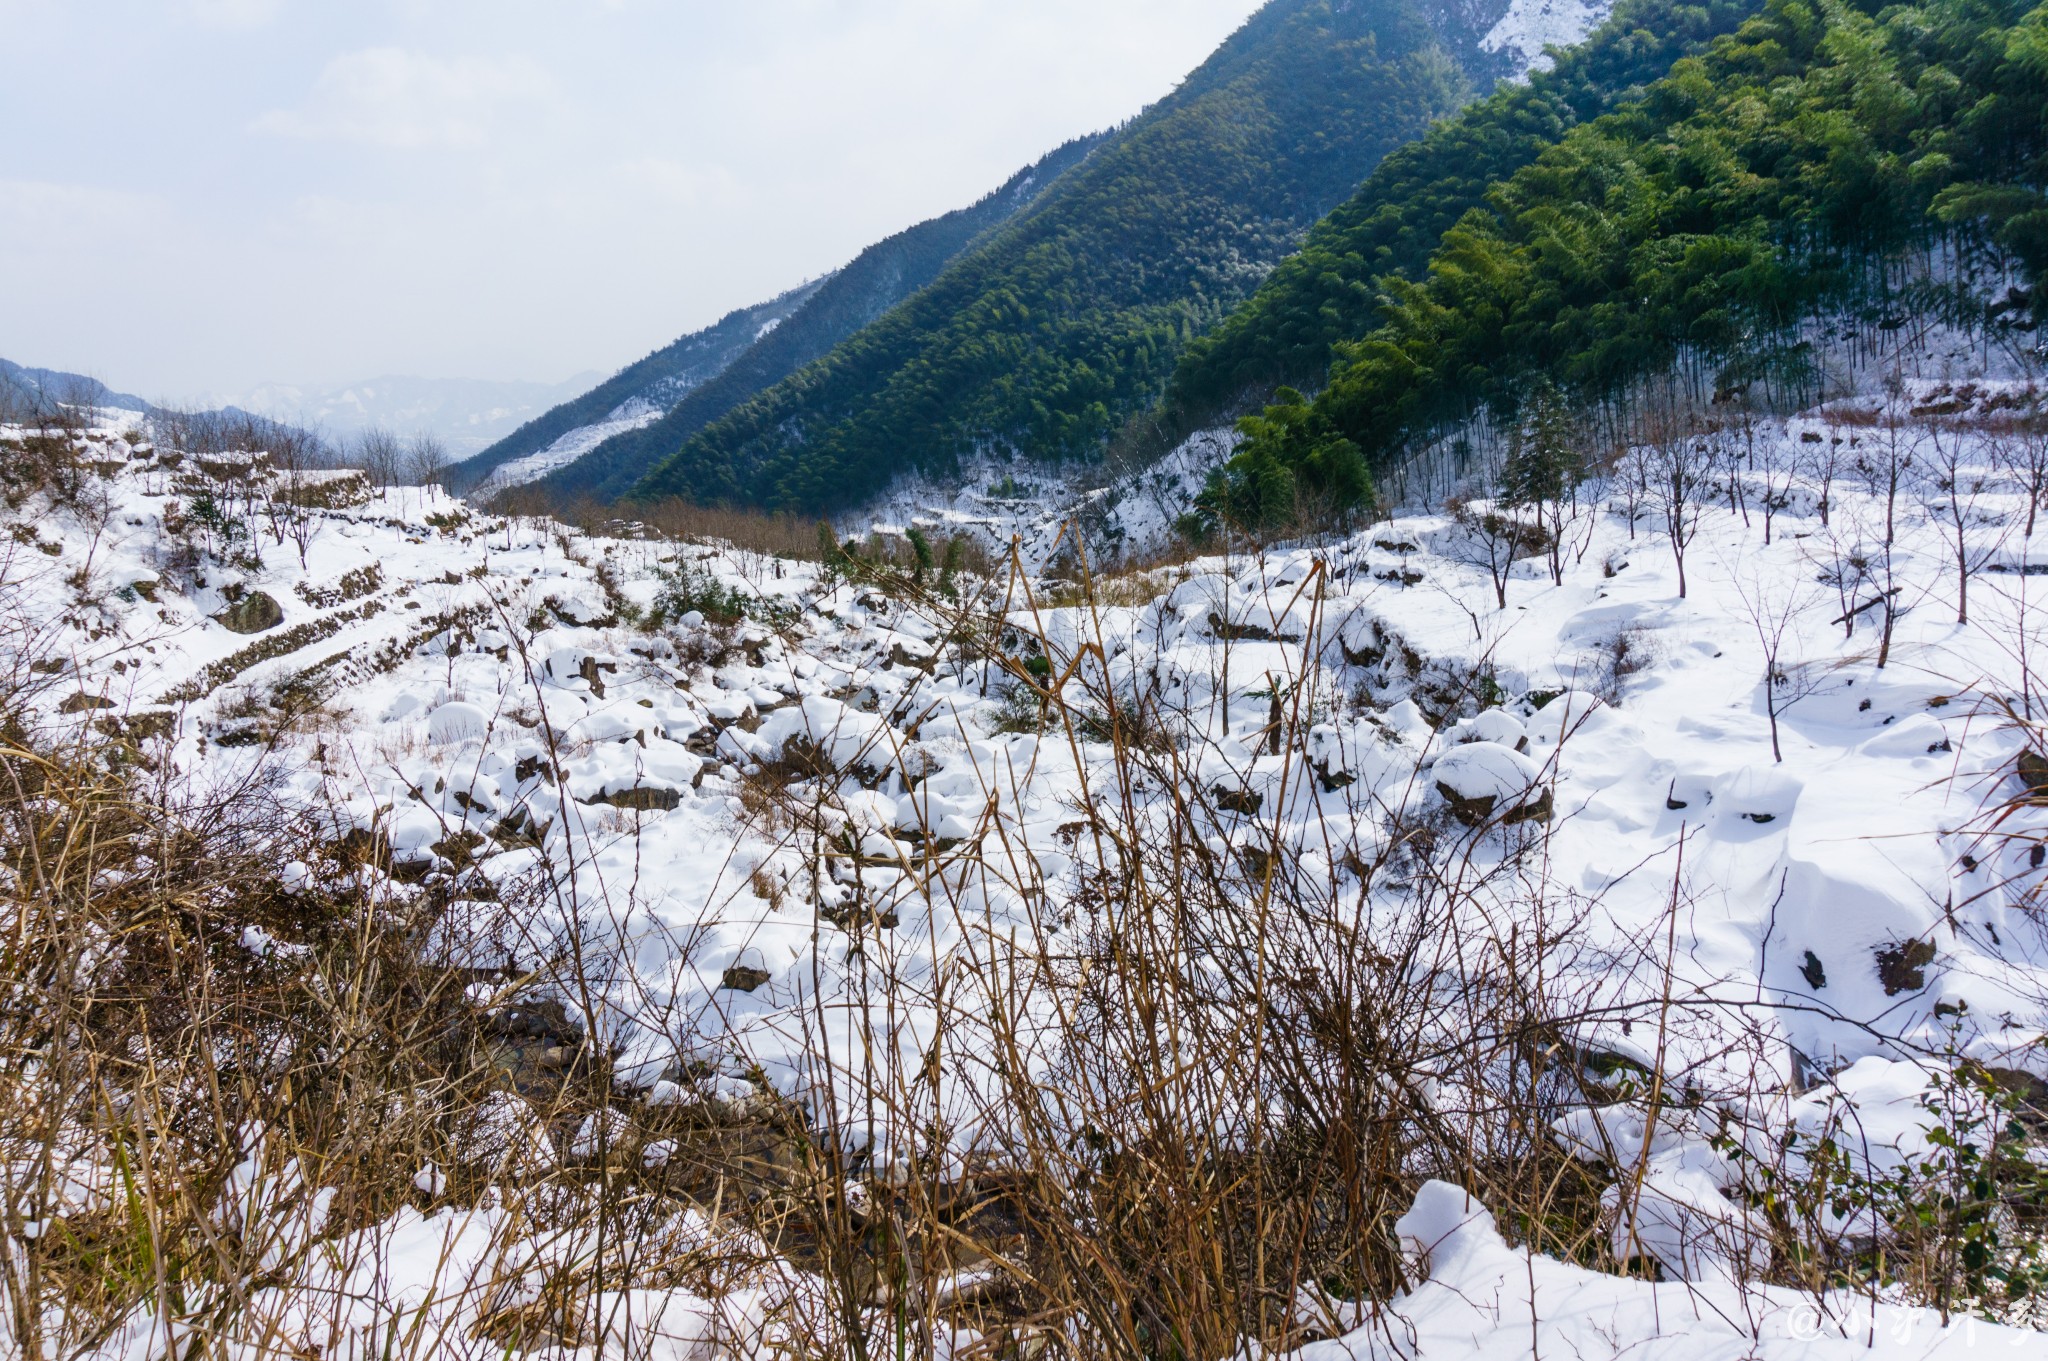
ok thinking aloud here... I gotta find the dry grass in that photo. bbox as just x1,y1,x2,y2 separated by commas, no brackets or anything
494,491,831,562
4,519,2046,1358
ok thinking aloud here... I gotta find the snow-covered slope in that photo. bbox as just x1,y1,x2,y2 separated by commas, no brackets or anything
1481,0,1614,74
471,397,665,493
7,378,2048,1354
837,427,1239,571
450,280,831,494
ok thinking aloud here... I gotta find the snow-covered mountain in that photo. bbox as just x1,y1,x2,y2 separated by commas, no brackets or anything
222,371,604,458
461,133,1109,503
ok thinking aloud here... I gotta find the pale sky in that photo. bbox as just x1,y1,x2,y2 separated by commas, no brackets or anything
0,0,1267,401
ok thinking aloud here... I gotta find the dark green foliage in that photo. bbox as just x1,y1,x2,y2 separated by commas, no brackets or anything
528,134,1110,502
636,0,1474,515
1213,0,2048,498
939,535,968,599
1500,380,1582,509
187,490,249,550
904,526,934,587
1187,388,1374,535
815,521,848,581
1157,0,1761,437
649,560,791,628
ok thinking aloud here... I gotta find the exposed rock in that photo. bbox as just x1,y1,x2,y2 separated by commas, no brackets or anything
1875,938,1937,995
58,691,116,714
216,590,284,635
889,641,938,673
431,830,488,867
722,965,773,993
1212,784,1263,816
278,469,374,509
196,454,266,481
95,708,176,742
1207,611,1297,643
2017,748,2048,803
592,785,683,812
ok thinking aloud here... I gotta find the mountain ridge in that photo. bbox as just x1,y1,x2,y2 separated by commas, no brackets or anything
630,0,1517,515
513,132,1112,504
1148,0,1752,452
450,281,831,493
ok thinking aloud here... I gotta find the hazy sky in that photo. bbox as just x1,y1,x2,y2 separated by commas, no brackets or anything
0,0,1266,400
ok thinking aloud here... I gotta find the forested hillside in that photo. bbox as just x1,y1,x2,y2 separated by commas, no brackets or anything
528,135,1108,503
1199,0,2048,529
634,0,1487,513
1151,0,1758,446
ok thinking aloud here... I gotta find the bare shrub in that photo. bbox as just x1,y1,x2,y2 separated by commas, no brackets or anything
1582,623,1661,706
497,490,833,563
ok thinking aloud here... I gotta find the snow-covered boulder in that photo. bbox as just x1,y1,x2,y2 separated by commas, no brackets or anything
1431,743,1550,825
1451,708,1528,749
426,701,489,745
756,694,892,775
1858,713,1954,759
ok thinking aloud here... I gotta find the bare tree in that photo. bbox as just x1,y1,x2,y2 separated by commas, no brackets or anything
0,369,37,426
1856,400,1919,548
1992,403,2047,539
1802,418,1848,528
1806,508,1893,645
1728,558,1823,762
1752,434,1797,546
1640,403,1712,599
1719,408,1754,528
1920,419,2010,627
405,432,450,490
354,426,403,488
1610,441,1652,538
267,426,327,567
1445,493,1539,610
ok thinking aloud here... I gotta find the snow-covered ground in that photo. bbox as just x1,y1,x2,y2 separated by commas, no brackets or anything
838,427,1237,570
6,379,2048,1355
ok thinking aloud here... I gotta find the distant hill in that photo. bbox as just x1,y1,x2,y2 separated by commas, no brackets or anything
226,373,603,460
2,358,542,464
633,0,1510,514
448,283,829,494
517,133,1111,504
0,358,310,446
0,358,158,419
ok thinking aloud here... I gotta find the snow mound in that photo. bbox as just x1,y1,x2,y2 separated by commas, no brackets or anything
1289,1181,2037,1360
1431,742,1546,817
